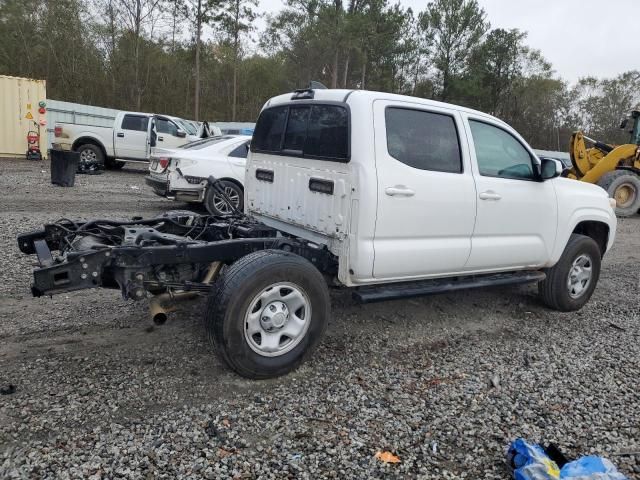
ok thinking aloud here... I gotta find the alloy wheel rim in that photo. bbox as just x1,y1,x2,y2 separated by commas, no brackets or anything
80,149,97,165
567,254,593,299
244,282,311,357
213,187,240,214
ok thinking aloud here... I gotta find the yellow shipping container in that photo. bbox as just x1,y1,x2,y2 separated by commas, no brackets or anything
0,75,47,159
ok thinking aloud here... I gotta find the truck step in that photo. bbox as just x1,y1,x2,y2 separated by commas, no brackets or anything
353,271,546,304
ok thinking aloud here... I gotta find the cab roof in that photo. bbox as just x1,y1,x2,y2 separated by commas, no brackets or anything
263,88,506,127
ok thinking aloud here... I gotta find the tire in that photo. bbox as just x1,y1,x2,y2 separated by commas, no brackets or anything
204,180,243,216
538,233,601,312
205,250,330,379
596,170,640,217
76,144,104,169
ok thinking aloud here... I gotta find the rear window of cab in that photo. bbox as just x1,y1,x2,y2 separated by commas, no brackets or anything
251,104,349,162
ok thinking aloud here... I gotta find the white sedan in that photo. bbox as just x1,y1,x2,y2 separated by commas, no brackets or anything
145,135,250,215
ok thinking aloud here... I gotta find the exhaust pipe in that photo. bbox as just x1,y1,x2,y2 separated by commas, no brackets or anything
149,291,199,325
149,262,221,324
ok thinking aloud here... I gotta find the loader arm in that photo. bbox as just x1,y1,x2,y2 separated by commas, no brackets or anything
580,144,639,183
569,132,610,178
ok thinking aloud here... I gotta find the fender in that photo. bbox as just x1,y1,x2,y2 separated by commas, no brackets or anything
548,206,616,266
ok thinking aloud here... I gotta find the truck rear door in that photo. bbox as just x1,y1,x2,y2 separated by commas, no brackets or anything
372,100,477,279
245,103,351,240
114,113,150,160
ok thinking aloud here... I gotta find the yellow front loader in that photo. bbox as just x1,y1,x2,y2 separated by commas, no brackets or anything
566,109,640,217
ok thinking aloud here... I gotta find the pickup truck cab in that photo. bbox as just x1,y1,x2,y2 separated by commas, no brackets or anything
53,111,216,169
20,88,617,379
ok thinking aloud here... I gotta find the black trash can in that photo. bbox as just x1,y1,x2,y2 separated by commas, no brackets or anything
50,149,80,187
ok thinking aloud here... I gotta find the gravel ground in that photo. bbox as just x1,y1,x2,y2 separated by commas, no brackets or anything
1,158,639,479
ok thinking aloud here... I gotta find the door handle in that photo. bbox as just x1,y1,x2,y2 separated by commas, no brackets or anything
158,136,164,141
385,186,415,197
479,190,502,201
116,132,124,138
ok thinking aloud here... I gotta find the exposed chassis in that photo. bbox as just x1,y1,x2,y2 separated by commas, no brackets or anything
17,212,337,300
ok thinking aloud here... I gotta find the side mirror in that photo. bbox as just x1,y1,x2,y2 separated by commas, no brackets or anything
176,129,186,138
540,157,563,180
620,118,628,129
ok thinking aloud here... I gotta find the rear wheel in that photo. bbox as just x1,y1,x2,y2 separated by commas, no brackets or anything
538,233,601,312
76,144,104,171
204,180,243,216
205,250,330,379
596,170,640,217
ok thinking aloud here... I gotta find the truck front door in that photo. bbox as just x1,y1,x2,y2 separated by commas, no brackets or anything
154,117,188,150
462,116,558,270
114,114,150,160
372,101,477,280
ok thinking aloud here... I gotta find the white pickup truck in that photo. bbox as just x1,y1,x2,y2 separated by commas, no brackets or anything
53,111,216,169
20,88,617,379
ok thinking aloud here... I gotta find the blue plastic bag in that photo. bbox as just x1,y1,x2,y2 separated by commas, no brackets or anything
560,455,627,479
507,439,627,480
508,438,560,480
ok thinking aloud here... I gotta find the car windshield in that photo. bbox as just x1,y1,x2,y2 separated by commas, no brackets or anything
173,118,198,135
178,136,236,150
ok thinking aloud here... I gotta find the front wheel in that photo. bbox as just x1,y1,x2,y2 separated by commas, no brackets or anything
538,233,601,312
205,250,330,379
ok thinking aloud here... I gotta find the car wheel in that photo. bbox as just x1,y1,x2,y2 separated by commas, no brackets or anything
77,144,104,170
538,233,601,312
204,180,243,216
596,170,640,217
205,250,330,379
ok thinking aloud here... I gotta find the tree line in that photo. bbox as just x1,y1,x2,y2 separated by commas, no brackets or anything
1,0,638,150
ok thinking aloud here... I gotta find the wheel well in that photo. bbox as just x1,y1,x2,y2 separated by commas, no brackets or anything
72,137,107,159
572,221,609,257
216,177,244,192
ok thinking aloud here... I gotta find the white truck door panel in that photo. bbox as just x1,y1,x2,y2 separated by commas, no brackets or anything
114,114,149,160
463,116,558,270
155,117,186,150
372,101,477,279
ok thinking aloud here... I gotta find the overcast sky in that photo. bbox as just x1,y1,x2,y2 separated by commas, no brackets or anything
256,0,637,83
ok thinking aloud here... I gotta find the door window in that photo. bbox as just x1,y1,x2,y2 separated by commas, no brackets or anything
385,107,462,173
156,118,178,136
121,115,149,131
469,120,535,180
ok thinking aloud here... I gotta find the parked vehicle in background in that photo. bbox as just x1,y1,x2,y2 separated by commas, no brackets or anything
53,111,207,169
533,149,571,169
213,122,255,135
145,135,250,215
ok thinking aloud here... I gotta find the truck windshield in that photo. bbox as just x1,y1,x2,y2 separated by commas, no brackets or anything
174,118,198,135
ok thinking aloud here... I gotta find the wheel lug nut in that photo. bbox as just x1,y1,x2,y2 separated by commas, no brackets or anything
269,305,276,312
